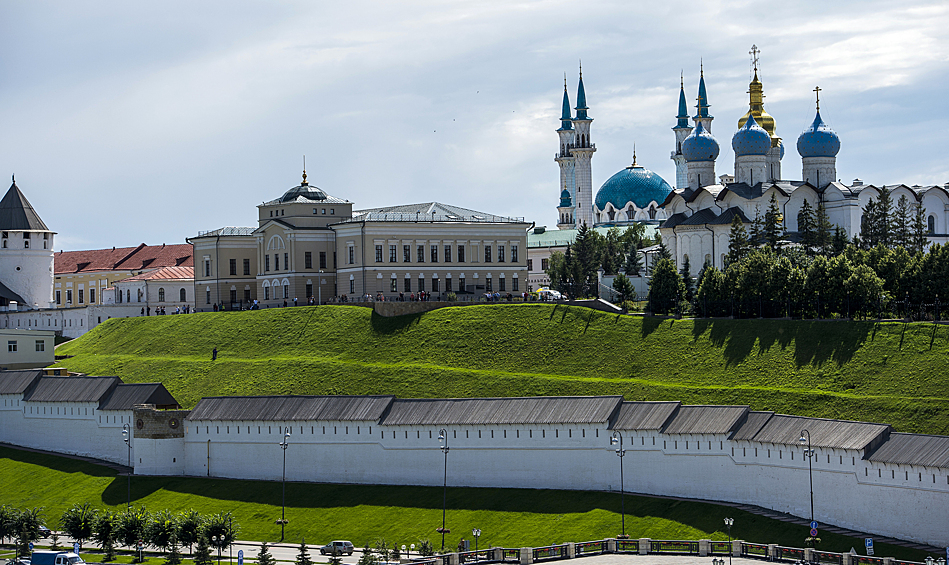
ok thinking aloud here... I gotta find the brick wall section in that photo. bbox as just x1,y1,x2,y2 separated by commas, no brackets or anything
133,405,191,439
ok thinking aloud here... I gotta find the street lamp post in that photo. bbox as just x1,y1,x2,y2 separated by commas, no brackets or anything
724,518,734,565
121,424,132,510
609,431,628,539
279,430,291,542
318,270,324,305
799,429,815,526
437,428,450,551
472,529,481,562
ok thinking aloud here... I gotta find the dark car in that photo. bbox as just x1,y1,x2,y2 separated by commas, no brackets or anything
38,526,52,538
319,541,354,556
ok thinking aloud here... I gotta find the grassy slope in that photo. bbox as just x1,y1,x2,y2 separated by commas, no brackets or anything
0,446,928,560
56,304,949,434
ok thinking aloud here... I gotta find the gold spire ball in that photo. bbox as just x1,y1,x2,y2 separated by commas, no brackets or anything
738,45,779,147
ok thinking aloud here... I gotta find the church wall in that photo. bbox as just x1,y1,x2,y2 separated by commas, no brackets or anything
920,190,949,235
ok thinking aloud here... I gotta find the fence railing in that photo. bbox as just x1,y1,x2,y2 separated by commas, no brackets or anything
740,542,769,558
774,546,807,562
500,549,519,562
532,545,569,561
615,540,639,554
575,541,608,556
648,540,700,555
814,551,845,565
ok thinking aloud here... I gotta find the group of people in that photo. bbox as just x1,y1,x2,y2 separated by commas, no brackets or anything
141,305,192,316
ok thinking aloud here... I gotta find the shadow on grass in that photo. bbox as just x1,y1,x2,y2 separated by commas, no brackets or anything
0,446,117,478
368,311,425,334
690,319,872,368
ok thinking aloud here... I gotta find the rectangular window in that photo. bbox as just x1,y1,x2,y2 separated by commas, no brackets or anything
78,289,84,304
206,289,211,304
499,278,506,292
403,245,411,262
274,254,280,270
244,288,251,301
432,278,439,293
458,245,465,263
230,289,237,303
404,278,411,292
306,283,312,298
431,245,438,263
35,340,44,352
417,245,425,263
229,259,237,276
284,284,289,299
265,255,270,271
445,245,452,263
284,253,288,270
7,341,16,352
542,258,549,270
512,278,519,291
512,245,518,262
486,278,492,292
90,288,95,303
205,259,211,277
375,245,383,262
244,258,251,275
320,252,327,269
389,245,397,262
264,287,270,300
527,259,533,271
458,278,465,292
333,252,337,268
56,290,61,305
498,245,505,262
390,278,398,292
349,279,355,294
304,252,312,269
484,245,492,263
66,289,73,304
348,246,355,265
418,277,425,292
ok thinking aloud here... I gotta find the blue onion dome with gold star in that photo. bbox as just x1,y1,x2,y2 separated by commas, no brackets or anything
595,152,672,210
682,121,719,162
560,189,572,207
732,114,771,156
797,111,840,158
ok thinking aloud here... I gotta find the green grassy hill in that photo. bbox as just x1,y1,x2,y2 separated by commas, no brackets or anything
56,304,949,434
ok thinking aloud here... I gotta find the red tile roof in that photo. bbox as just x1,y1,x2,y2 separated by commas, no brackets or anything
119,266,194,282
55,243,193,275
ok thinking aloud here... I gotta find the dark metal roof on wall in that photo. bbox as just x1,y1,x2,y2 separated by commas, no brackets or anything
611,401,680,430
749,414,890,451
24,376,121,403
98,383,180,411
380,396,623,426
661,405,750,435
866,433,949,468
731,411,776,440
187,395,396,422
0,370,43,395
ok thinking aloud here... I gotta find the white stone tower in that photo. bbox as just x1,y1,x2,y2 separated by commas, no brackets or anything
671,73,693,190
0,176,55,310
571,66,596,228
555,76,577,230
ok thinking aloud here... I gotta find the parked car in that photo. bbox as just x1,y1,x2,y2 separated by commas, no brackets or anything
38,526,52,538
5,558,30,565
28,552,84,565
319,541,354,556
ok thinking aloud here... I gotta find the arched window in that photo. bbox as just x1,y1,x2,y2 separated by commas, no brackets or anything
928,215,935,234
607,209,615,221
158,288,165,302
179,288,186,302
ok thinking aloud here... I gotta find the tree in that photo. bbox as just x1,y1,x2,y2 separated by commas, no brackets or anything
15,507,44,553
763,193,784,251
877,186,895,247
600,227,623,275
176,510,203,554
356,546,378,565
193,535,213,565
797,199,816,253
726,215,750,265
61,503,97,550
203,512,237,559
845,264,886,318
92,511,118,562
572,222,603,297
680,256,695,302
49,532,62,551
656,240,672,261
374,539,391,564
894,195,911,249
749,208,763,246
146,509,178,554
623,245,643,276
815,201,832,255
257,543,277,565
647,258,684,315
116,506,150,550
0,505,17,545
832,226,849,256
545,251,569,294
612,273,634,304
417,539,435,557
296,538,314,565
911,202,927,254
164,534,183,565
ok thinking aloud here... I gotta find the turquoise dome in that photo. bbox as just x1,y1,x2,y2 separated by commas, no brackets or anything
682,121,720,162
560,189,572,207
797,111,840,158
732,114,771,156
595,161,672,211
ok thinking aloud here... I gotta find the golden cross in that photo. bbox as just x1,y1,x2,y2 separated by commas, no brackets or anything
750,45,759,72
814,85,821,111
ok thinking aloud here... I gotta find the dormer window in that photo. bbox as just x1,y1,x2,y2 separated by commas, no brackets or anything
24,240,29,249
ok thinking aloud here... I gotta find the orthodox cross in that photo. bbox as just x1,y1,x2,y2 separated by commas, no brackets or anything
814,86,822,111
750,44,760,72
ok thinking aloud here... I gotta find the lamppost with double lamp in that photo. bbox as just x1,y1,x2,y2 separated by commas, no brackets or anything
799,429,815,526
437,428,450,551
609,431,628,539
121,424,132,509
724,518,734,565
279,430,291,542
472,529,481,562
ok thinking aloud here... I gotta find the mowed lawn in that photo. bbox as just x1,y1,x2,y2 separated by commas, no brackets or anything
56,304,949,434
0,446,929,561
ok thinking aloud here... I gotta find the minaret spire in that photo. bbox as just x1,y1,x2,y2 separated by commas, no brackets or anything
302,155,308,185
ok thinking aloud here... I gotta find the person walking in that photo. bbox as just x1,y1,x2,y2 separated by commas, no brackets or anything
212,347,218,361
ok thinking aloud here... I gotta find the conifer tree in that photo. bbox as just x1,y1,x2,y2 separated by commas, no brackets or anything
911,201,928,254
797,199,816,253
749,208,763,247
656,239,672,260
832,226,849,256
763,193,784,251
877,186,895,247
815,201,832,255
894,195,911,249
623,246,642,276
726,215,749,265
647,258,684,315
193,535,213,565
164,534,182,565
612,273,634,304
680,256,695,302
295,538,313,565
257,543,277,565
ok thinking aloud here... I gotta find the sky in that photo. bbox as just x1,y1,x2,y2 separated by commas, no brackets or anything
1,0,948,251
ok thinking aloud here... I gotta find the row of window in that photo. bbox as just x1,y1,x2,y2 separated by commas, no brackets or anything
192,425,598,439
56,288,95,305
1,231,49,250
5,318,82,328
268,207,336,218
378,275,518,294
371,244,518,265
6,340,45,352
526,259,549,272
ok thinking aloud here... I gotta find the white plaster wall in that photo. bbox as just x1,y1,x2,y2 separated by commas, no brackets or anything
136,438,185,476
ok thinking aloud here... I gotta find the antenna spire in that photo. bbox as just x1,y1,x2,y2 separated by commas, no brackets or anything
680,70,684,88
564,72,567,91
302,155,308,184
814,86,822,111
632,144,637,166
579,59,582,79
700,58,704,76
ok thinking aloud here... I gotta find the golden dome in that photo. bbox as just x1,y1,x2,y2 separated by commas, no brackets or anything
738,71,781,147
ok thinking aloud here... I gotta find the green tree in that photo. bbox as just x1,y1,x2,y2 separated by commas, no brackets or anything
92,511,118,562
763,193,784,251
797,199,816,253
545,251,569,294
146,509,178,553
911,201,928,253
877,186,895,247
600,227,623,275
49,532,62,551
357,546,378,565
647,258,684,315
749,208,763,246
695,266,728,317
165,534,183,565
374,539,391,564
623,246,642,275
656,240,672,261
572,222,603,297
417,539,435,557
296,539,314,565
894,195,911,249
116,507,150,550
832,226,849,256
726,215,750,265
0,505,16,544
193,535,213,565
680,256,695,302
60,503,97,550
815,201,832,255
257,543,277,565
14,507,44,551
845,264,886,318
202,512,237,558
176,510,203,554
612,273,634,304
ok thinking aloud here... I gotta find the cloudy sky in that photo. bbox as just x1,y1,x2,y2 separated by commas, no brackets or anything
1,0,948,250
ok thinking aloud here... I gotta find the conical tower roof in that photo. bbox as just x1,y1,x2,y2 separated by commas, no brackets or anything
0,177,49,231
559,78,573,131
675,75,689,129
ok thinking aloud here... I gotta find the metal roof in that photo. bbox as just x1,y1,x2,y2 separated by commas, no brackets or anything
866,433,949,468
343,202,525,224
610,401,680,430
661,405,750,435
187,395,395,422
24,376,121,403
0,370,43,395
731,411,776,441
380,396,623,426
192,227,256,238
749,414,890,451
98,383,180,411
0,180,49,231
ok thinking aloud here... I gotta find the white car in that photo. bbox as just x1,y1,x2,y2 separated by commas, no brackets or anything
319,541,354,556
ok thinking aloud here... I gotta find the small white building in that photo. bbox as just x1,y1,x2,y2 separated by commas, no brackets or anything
0,329,54,369
111,266,194,314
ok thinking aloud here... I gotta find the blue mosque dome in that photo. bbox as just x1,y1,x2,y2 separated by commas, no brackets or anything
682,121,719,162
560,189,572,207
731,114,771,156
779,139,785,160
595,155,673,211
797,111,840,158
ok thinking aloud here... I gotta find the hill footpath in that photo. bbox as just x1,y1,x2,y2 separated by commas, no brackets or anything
55,304,949,434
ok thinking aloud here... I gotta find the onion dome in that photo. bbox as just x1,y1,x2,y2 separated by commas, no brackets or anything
595,153,673,210
738,71,777,140
559,189,572,207
682,121,719,162
732,114,771,156
797,111,840,158
778,139,785,160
